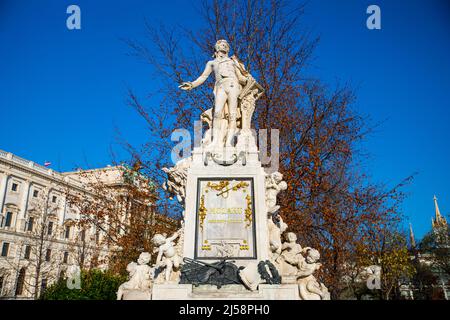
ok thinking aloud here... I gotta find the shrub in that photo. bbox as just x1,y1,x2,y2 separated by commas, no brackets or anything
40,269,126,300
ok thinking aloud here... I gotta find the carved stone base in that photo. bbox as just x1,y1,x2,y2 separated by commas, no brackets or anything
151,283,300,300
121,289,152,300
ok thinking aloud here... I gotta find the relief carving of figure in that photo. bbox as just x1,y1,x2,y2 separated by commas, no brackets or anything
265,172,288,214
267,213,288,259
117,252,154,300
214,241,240,258
240,88,263,131
162,157,191,205
152,232,182,283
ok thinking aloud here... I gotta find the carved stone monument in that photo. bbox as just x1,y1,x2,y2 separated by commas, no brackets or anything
117,252,154,300
119,39,329,300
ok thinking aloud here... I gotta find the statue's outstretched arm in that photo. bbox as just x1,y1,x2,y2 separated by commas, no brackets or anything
155,249,163,264
167,231,179,242
180,61,213,90
191,61,213,88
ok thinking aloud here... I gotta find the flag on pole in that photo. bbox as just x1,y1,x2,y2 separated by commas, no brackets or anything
44,161,52,167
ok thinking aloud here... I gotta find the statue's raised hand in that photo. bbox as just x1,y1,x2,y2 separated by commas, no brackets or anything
179,82,193,90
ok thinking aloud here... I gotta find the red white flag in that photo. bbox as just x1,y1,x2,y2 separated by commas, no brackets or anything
44,161,51,167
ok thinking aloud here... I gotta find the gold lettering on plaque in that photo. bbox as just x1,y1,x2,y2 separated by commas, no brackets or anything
244,194,252,227
199,195,207,231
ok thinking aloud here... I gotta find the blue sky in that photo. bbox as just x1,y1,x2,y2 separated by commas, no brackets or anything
0,0,449,239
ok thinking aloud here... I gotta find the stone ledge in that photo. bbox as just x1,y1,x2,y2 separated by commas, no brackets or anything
151,283,300,300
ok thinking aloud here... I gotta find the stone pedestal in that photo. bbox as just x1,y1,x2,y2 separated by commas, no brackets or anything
152,283,300,300
121,290,152,300
182,146,270,267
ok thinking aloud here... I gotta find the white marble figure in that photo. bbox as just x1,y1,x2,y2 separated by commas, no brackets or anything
265,172,288,214
200,108,229,147
152,232,181,282
240,88,262,131
179,40,248,147
117,252,154,300
267,213,288,259
162,157,191,205
282,247,330,300
200,108,213,146
278,232,303,263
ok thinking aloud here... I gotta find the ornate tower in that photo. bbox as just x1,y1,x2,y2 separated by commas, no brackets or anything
409,223,416,250
432,195,448,230
431,195,449,247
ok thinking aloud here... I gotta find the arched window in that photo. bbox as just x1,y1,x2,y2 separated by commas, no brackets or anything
40,277,48,294
63,219,75,240
65,225,71,239
26,217,34,232
4,212,13,227
2,205,19,229
15,268,26,296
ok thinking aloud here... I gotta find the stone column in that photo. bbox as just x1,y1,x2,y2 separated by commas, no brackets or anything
60,194,67,225
20,181,31,216
0,172,8,215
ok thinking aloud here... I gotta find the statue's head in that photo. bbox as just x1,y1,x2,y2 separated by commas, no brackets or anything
152,233,166,246
285,232,297,243
138,252,151,265
306,248,320,263
272,172,283,183
214,39,230,55
126,261,137,273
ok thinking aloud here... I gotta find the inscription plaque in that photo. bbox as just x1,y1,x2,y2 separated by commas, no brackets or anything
195,177,256,259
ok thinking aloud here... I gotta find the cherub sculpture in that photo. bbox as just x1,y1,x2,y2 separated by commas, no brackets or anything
283,248,330,300
278,232,303,263
152,232,181,282
117,252,154,300
265,172,288,214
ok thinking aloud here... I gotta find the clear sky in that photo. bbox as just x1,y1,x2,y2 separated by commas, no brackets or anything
1,0,449,239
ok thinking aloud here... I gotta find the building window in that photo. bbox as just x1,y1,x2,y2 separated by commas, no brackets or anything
52,196,57,203
27,217,34,232
33,190,39,198
4,212,13,227
0,276,4,294
65,225,71,239
11,183,18,192
45,249,51,262
40,278,47,293
1,242,9,257
24,245,31,259
15,268,26,296
63,251,69,264
47,221,54,236
81,229,86,241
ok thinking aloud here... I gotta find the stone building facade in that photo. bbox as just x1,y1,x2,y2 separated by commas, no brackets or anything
0,149,173,299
